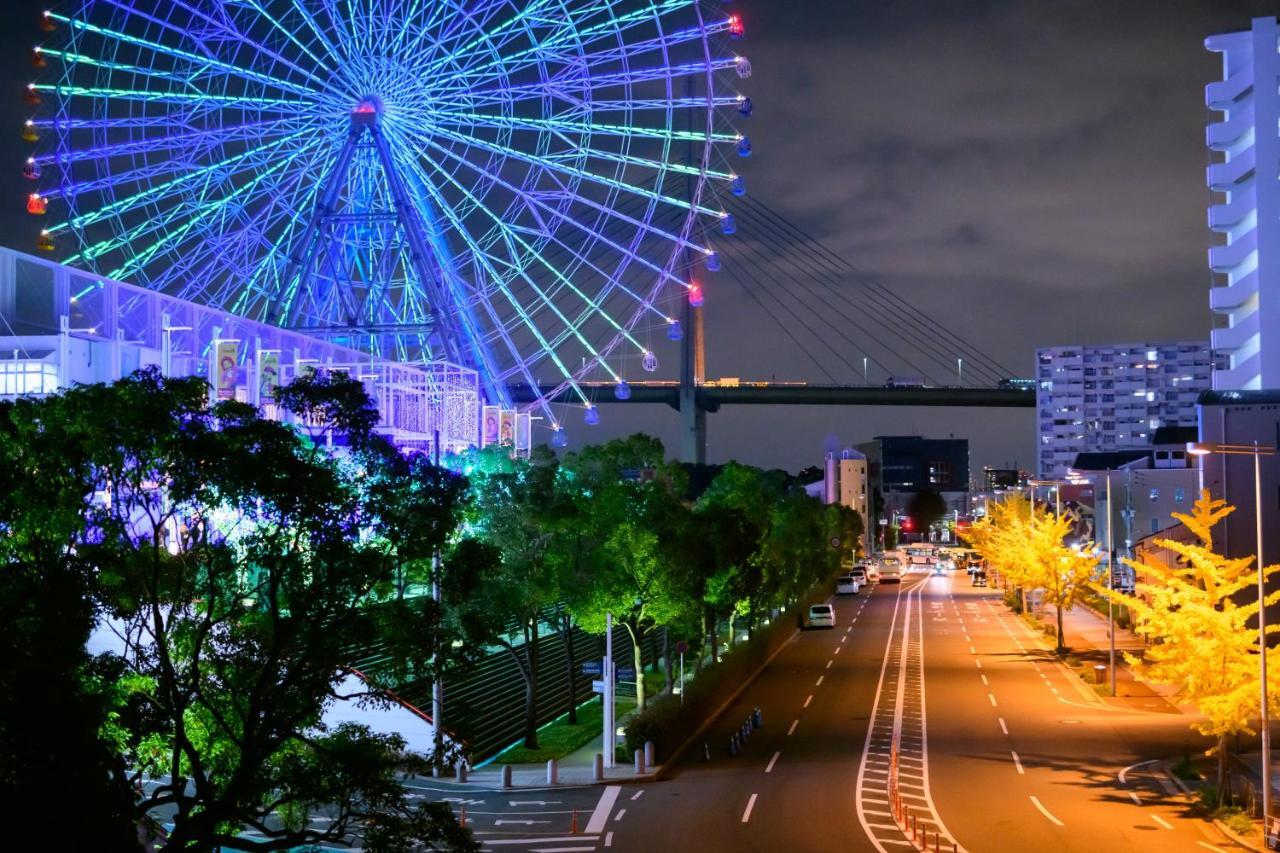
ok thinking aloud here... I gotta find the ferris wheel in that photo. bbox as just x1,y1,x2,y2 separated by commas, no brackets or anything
22,0,751,432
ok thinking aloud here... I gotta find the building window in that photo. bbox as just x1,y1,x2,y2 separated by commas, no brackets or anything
1151,518,1160,534
1174,487,1185,503
928,460,952,485
1149,488,1159,502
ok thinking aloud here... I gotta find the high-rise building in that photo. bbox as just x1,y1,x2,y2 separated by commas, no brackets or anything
1035,342,1212,478
1205,16,1280,390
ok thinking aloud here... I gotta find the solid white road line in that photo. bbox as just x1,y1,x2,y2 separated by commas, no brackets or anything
613,809,626,822
804,694,813,708
630,789,644,801
988,693,998,707
584,786,621,835
742,793,758,823
1011,751,1024,774
485,839,598,846
1197,843,1228,852
766,751,780,773
1152,814,1173,830
1118,758,1157,786
1029,788,1059,824
998,717,1008,735
787,719,799,736
1030,795,1064,826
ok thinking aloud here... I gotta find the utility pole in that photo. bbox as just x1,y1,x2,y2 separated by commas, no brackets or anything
603,613,615,769
432,430,444,775
678,75,707,464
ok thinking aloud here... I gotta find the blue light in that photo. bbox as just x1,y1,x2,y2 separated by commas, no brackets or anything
551,428,568,449
738,136,752,157
614,381,631,400
706,251,721,272
731,175,746,196
584,406,600,425
721,214,736,235
667,321,683,341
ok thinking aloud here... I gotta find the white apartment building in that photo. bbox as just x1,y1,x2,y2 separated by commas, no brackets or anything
1205,16,1280,390
1035,342,1212,478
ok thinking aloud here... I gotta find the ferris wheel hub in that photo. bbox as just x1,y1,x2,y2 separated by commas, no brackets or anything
351,96,383,125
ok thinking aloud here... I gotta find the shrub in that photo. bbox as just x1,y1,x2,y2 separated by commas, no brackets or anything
1223,810,1255,836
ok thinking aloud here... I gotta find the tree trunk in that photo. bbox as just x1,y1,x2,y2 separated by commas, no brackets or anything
1217,734,1231,806
707,608,718,668
522,622,540,749
622,619,646,710
662,628,673,694
1056,603,1065,652
561,612,578,725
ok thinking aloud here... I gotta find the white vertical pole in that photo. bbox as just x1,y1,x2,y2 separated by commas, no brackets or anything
432,433,443,776
1107,473,1116,697
679,651,685,706
604,613,615,769
1256,442,1271,829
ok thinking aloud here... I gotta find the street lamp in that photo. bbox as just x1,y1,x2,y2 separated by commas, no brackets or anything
1188,440,1277,827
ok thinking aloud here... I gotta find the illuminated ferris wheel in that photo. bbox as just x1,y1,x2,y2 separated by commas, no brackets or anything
23,0,752,431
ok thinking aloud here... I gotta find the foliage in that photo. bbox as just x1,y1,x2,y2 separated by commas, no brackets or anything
1104,492,1280,795
0,368,478,851
908,490,948,536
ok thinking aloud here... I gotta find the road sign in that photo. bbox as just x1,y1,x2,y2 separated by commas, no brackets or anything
581,660,603,676
675,640,689,655
616,666,636,680
830,536,841,549
615,681,637,697
591,679,605,694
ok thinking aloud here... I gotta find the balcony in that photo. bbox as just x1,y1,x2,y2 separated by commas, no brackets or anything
1206,145,1254,190
1209,267,1259,312
1208,228,1257,272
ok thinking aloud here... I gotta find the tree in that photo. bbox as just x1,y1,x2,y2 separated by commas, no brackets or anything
1023,510,1098,652
1105,492,1280,799
2,368,479,851
908,490,948,540
962,496,1034,610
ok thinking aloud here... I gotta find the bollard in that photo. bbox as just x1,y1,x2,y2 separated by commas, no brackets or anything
644,740,655,769
935,831,941,852
547,758,558,786
703,741,711,762
753,706,763,728
634,748,646,775
456,762,467,784
570,808,579,834
501,764,513,789
592,752,604,782
729,735,738,757
459,806,466,828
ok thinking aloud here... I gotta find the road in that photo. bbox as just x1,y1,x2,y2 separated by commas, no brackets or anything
572,568,1237,853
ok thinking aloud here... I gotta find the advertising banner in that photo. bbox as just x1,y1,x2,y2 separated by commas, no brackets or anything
257,351,280,401
499,409,516,446
515,412,532,454
214,340,238,400
481,405,500,447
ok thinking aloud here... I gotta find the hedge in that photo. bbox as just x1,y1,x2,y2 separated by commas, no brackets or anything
624,581,832,761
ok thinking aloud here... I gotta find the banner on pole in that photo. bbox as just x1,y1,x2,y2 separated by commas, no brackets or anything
258,351,280,400
214,340,238,400
481,406,500,447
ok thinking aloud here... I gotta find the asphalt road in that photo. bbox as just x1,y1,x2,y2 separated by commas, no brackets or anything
588,569,1237,853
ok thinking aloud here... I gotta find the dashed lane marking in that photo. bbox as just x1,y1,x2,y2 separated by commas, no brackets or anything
980,674,989,686
766,751,780,773
613,808,626,822
816,675,825,687
741,793,758,823
988,693,998,707
1152,814,1173,830
787,719,799,736
1011,751,1024,774
804,694,813,708
630,790,644,801
1029,795,1064,827
998,717,1008,735
1128,791,1142,806
605,831,613,847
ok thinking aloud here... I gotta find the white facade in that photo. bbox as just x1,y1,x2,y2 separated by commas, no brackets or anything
1205,16,1280,390
1035,342,1212,478
838,454,870,554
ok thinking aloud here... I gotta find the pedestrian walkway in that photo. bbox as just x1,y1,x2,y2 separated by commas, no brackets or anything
1034,601,1190,713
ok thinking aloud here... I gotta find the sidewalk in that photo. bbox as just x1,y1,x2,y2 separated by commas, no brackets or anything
1035,601,1190,713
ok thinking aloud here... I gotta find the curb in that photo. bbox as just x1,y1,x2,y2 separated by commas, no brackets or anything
1161,760,1261,851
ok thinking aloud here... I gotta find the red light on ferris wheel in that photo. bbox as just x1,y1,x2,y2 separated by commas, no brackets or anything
727,15,744,39
688,284,704,307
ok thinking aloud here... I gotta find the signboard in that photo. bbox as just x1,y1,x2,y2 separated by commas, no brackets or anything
616,666,636,680
515,412,532,454
481,406,500,447
1267,815,1280,850
213,340,238,400
591,679,605,694
581,660,603,676
615,681,637,697
675,640,689,655
499,409,516,446
257,351,280,401
829,536,842,549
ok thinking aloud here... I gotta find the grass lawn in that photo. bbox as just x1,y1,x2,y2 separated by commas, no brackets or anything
492,694,639,765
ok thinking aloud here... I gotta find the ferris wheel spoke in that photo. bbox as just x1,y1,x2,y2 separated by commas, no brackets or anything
421,120,724,219
47,127,315,237
31,83,314,112
459,56,739,109
47,12,320,99
30,118,297,168
431,108,737,148
275,0,350,68
112,0,333,89
410,148,633,381
399,125,692,325
428,0,698,92
416,0,562,76
233,0,340,75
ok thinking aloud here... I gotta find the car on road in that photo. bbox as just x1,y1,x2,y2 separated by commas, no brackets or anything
905,546,935,565
934,557,954,575
849,565,868,585
971,568,988,586
836,574,861,595
866,563,880,583
878,557,902,583
807,603,836,629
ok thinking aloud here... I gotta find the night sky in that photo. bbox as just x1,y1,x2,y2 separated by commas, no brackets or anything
1,1,1275,478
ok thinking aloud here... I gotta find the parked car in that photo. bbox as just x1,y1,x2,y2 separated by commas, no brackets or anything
836,574,861,595
807,603,836,629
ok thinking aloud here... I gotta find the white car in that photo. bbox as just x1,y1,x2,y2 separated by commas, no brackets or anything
849,566,869,586
878,557,903,584
836,574,861,595
807,603,836,629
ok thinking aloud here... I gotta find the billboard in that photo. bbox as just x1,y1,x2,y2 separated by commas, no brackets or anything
213,340,238,400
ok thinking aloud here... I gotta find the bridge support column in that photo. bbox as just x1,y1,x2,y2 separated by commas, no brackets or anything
679,290,706,465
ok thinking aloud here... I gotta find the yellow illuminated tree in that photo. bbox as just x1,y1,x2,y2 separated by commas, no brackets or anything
962,495,1034,609
1023,509,1098,652
1105,491,1280,798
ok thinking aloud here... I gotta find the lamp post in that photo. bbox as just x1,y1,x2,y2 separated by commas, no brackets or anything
1188,440,1276,827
